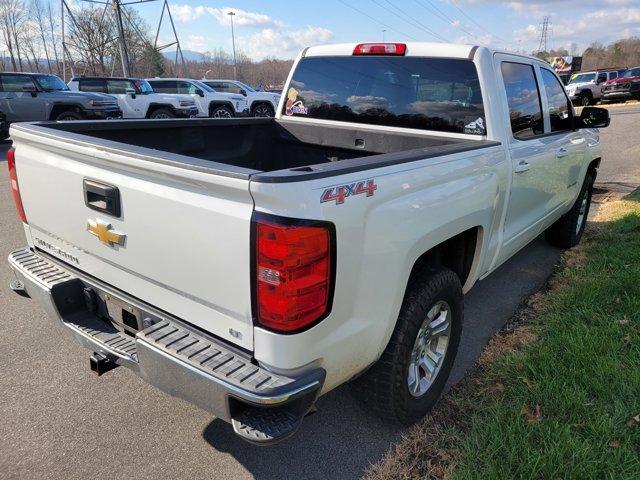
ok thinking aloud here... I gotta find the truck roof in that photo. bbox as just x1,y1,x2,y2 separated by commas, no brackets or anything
70,76,141,82
302,42,545,64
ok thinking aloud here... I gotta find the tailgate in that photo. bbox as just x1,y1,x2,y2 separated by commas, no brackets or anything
11,126,255,350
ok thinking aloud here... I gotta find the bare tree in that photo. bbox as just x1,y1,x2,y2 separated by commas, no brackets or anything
0,0,27,71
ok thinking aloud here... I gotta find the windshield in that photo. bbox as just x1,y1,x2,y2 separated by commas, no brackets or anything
35,74,69,91
134,79,154,94
623,68,640,78
284,56,486,135
569,73,595,84
236,81,256,92
193,80,215,93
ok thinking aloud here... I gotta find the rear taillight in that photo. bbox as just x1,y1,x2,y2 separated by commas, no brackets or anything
353,43,407,55
7,148,27,223
254,215,334,333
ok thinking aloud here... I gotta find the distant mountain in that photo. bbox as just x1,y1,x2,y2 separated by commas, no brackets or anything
162,50,205,62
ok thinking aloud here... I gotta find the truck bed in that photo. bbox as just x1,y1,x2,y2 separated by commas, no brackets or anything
22,118,499,182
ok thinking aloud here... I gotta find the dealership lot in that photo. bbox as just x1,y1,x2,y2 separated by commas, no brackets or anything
1,106,639,480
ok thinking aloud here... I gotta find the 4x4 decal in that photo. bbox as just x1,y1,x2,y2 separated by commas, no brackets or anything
320,179,378,205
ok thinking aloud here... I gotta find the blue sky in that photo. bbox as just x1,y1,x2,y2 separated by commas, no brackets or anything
135,0,640,60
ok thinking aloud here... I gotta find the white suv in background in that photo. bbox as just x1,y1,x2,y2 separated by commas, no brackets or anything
565,69,621,106
146,78,249,118
202,79,281,117
68,77,198,119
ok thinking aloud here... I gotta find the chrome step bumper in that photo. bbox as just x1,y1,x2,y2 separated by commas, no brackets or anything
8,248,324,443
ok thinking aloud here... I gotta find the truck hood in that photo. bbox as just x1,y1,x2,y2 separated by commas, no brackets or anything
251,91,281,103
605,76,640,85
566,81,593,90
59,91,118,102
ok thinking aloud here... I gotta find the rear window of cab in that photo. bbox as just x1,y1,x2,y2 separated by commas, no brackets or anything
283,56,486,135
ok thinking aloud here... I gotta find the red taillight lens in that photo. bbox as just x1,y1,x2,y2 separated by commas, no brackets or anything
7,148,27,223
353,43,407,55
254,216,334,333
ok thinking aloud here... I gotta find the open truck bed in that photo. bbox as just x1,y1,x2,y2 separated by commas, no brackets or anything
26,117,498,182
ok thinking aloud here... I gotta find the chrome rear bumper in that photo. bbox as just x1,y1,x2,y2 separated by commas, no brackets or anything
8,248,324,444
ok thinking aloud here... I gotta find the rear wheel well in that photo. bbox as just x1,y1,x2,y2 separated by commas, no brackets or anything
49,104,84,120
145,104,175,118
409,227,480,289
588,157,601,180
208,102,234,115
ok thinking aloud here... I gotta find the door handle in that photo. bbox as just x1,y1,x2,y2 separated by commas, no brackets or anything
556,147,569,158
514,161,530,173
83,179,121,217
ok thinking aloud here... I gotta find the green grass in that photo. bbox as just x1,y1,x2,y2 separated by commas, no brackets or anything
364,190,640,480
451,191,640,479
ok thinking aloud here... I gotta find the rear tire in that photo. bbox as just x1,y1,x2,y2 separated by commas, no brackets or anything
579,92,593,106
149,108,176,119
210,105,234,118
56,111,83,121
351,266,463,425
545,172,594,248
252,103,275,117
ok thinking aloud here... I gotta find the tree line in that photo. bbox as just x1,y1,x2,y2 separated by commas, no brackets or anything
536,37,640,71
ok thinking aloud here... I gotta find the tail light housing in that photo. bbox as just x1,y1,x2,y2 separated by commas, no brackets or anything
353,43,407,55
253,214,335,333
7,148,27,223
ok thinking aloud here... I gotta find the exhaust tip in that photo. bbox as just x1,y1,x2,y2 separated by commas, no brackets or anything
90,353,118,376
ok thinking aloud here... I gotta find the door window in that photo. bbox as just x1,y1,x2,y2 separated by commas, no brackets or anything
0,75,36,92
79,78,107,93
596,72,607,84
540,68,573,132
222,82,242,94
176,81,198,94
106,79,135,94
500,62,543,139
148,80,177,93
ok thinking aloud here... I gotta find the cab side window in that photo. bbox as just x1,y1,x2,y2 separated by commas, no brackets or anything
79,78,106,93
540,68,573,132
223,82,242,94
597,72,607,84
501,62,543,140
176,81,197,94
0,74,36,93
148,80,177,93
106,79,135,94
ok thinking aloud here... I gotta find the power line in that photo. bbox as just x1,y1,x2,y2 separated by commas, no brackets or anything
411,0,477,39
371,0,448,42
336,0,418,41
448,0,507,43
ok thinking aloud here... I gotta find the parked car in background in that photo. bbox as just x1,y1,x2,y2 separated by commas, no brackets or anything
565,69,620,105
0,109,7,141
0,72,121,125
7,42,609,445
202,79,281,117
601,66,640,103
68,76,198,119
146,78,249,118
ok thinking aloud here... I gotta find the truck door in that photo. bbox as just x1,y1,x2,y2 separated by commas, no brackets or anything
107,79,143,118
0,74,45,122
496,58,563,261
538,67,586,206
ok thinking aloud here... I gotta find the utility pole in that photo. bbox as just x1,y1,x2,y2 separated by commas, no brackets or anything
61,0,65,81
537,16,550,53
228,11,237,80
112,0,131,76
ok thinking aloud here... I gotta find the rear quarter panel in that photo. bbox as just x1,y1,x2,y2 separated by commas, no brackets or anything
250,145,508,392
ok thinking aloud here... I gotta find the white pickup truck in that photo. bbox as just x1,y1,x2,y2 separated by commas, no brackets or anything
7,42,609,445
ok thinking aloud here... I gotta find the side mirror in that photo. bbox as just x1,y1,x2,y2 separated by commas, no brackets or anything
125,87,136,98
195,88,205,97
22,84,37,97
577,106,610,129
239,89,248,97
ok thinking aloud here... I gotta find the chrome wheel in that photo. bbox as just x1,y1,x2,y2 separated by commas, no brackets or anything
253,104,273,117
576,195,588,235
407,300,451,397
581,95,590,106
212,108,232,118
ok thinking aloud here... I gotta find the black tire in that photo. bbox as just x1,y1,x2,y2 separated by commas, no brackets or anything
149,108,176,119
251,103,275,117
351,266,463,425
545,172,594,248
579,92,593,106
210,105,234,118
56,111,83,121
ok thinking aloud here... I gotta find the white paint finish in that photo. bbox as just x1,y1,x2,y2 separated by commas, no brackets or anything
304,42,475,59
12,129,255,350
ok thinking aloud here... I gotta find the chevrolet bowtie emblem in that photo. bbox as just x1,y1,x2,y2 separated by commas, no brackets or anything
87,219,126,247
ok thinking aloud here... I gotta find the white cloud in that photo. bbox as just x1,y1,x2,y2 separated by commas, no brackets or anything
237,26,334,60
171,5,283,27
183,34,208,52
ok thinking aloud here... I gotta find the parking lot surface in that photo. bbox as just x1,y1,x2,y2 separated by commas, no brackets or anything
1,107,639,480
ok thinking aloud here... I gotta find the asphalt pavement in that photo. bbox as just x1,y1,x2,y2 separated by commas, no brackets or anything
1,108,639,480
